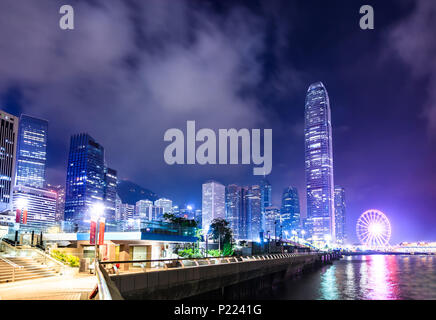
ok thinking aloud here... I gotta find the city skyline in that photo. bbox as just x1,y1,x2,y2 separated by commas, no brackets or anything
1,1,435,243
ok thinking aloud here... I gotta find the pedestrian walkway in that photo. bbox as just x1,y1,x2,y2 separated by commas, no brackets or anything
0,272,96,300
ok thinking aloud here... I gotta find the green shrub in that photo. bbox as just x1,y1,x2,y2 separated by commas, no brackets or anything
51,249,79,267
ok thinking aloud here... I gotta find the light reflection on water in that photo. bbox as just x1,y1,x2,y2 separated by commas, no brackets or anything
258,255,436,300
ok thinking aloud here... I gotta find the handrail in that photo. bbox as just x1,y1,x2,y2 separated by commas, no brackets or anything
1,239,66,273
95,259,113,300
0,256,22,269
100,252,312,265
31,247,67,269
0,256,23,282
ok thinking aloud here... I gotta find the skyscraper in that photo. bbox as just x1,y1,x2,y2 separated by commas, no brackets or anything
239,186,250,240
225,184,241,240
47,184,65,222
0,111,18,212
264,206,280,239
334,186,346,244
64,133,105,227
201,181,225,235
260,178,272,233
154,198,173,214
104,167,117,221
280,186,301,236
136,199,153,220
247,185,262,241
15,115,48,188
304,82,335,242
260,178,272,211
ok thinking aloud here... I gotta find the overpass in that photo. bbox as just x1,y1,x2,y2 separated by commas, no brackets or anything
101,252,340,300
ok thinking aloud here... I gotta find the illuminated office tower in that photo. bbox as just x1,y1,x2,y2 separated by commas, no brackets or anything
120,203,135,220
304,82,335,242
334,186,346,244
13,185,56,231
0,111,18,212
136,199,153,220
264,206,280,239
247,185,262,241
15,115,48,188
201,181,225,235
104,167,117,221
225,184,241,240
115,194,122,221
280,187,301,237
154,198,173,214
64,133,105,227
47,184,65,222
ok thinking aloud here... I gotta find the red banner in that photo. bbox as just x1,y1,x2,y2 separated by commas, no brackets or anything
98,219,105,245
23,209,28,224
90,220,97,245
15,209,21,223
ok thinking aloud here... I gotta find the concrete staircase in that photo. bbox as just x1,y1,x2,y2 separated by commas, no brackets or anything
0,256,58,283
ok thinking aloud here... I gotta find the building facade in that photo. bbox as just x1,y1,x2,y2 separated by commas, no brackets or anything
260,177,272,216
334,186,346,244
104,167,117,221
15,115,48,189
13,185,56,231
201,181,225,235
64,134,106,227
304,82,335,242
264,206,280,240
280,186,301,237
0,111,18,212
154,198,173,215
136,199,154,220
47,184,65,222
247,185,262,241
225,184,241,240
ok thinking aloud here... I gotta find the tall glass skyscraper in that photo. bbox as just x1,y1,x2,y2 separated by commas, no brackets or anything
0,110,18,212
104,167,117,221
334,186,346,244
280,186,301,236
225,184,241,240
64,133,105,227
0,111,18,212
247,185,262,241
15,115,48,188
304,82,335,242
201,181,225,235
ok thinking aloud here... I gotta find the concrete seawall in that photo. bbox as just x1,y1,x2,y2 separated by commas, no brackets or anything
110,253,339,300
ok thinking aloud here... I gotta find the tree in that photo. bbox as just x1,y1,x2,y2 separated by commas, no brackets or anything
163,212,198,228
209,218,233,254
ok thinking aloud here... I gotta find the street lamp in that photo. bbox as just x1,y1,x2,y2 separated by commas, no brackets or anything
90,202,105,264
301,230,306,241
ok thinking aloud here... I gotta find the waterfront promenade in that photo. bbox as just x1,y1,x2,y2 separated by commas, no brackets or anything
0,273,96,300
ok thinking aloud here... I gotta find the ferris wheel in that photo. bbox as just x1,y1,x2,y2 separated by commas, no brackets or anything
356,209,391,247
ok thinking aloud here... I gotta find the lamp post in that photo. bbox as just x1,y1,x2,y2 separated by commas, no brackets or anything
90,203,105,265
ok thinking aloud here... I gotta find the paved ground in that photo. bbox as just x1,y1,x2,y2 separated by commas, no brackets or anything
0,273,96,300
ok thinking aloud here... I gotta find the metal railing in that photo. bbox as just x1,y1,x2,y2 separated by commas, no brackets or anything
1,239,66,274
100,252,316,273
95,259,113,300
0,256,23,282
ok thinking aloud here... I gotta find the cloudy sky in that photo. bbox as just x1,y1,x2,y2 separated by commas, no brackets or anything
1,0,435,243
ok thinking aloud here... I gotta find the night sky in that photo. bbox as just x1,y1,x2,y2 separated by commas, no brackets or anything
0,0,435,243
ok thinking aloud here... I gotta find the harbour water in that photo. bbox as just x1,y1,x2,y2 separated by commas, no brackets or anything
257,255,436,300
